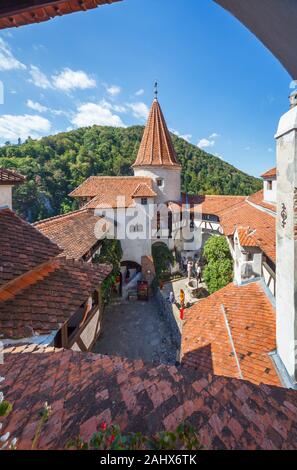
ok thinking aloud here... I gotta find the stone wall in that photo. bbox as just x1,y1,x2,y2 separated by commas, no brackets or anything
155,288,182,362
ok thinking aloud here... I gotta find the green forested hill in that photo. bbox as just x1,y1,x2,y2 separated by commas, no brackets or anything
0,125,261,222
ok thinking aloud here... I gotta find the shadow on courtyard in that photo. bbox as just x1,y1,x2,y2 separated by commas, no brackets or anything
92,296,179,365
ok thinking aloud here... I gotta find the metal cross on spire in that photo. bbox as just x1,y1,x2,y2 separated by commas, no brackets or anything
154,81,158,100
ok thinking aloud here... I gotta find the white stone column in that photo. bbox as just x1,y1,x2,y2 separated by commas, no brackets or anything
275,98,297,382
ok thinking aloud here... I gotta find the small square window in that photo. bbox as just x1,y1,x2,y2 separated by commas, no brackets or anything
141,198,148,205
157,178,163,187
267,180,273,190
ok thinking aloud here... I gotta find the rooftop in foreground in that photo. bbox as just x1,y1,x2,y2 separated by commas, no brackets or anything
182,281,280,387
1,343,297,450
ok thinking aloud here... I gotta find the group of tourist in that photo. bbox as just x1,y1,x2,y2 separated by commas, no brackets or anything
168,257,203,321
181,257,202,284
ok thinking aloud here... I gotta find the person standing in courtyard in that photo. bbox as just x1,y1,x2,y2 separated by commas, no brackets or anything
187,260,193,281
180,289,185,308
195,261,202,287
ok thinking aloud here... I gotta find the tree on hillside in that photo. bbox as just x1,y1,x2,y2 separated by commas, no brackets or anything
203,236,233,294
0,126,261,222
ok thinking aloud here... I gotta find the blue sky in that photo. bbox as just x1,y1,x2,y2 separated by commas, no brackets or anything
0,0,293,177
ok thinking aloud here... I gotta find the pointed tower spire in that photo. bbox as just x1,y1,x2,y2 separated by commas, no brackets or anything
154,81,158,101
133,93,180,168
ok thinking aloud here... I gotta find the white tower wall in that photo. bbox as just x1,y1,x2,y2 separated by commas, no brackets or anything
133,166,181,204
275,102,297,382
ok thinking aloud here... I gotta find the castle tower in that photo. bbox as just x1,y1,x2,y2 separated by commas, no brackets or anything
132,88,181,204
275,91,297,383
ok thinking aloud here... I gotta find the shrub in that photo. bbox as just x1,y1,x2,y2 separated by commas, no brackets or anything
152,243,174,282
203,236,233,294
92,239,123,303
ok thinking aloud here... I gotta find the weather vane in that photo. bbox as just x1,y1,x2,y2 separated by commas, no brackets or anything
154,81,158,100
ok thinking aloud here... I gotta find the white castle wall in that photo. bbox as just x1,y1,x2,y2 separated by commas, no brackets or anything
263,178,277,204
133,166,181,204
275,102,297,382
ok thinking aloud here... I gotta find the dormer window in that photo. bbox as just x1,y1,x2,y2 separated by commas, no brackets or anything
141,198,148,205
157,178,164,187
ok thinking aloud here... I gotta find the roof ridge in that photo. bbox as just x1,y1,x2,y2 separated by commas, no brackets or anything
34,208,90,227
0,258,60,302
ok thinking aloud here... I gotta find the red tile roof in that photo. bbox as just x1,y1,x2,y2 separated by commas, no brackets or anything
182,282,280,387
0,258,112,338
247,190,276,213
188,194,246,216
131,183,157,198
261,167,276,179
168,194,246,216
1,344,297,449
0,208,61,288
220,201,276,262
35,209,108,260
0,0,121,30
236,227,258,247
71,176,155,209
133,99,181,168
0,168,25,185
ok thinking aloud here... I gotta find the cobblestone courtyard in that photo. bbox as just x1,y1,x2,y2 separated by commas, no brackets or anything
93,297,178,365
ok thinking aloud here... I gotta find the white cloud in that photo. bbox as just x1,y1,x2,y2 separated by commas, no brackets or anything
26,99,47,113
52,68,96,92
100,99,127,113
135,88,144,96
127,102,149,120
29,65,52,89
197,132,220,149
171,129,192,142
0,114,51,141
106,85,121,96
71,102,125,128
197,138,215,149
209,133,220,139
0,38,26,71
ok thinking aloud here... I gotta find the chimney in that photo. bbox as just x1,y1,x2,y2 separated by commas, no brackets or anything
275,94,297,383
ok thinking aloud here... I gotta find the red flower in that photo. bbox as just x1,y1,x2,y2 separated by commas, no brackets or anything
110,434,115,443
100,422,107,431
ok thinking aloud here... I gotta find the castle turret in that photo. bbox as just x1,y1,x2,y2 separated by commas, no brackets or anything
132,87,181,204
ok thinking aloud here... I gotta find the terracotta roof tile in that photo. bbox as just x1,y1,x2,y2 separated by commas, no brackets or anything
0,208,61,288
190,194,246,216
131,183,157,198
247,190,276,213
181,281,280,386
169,194,246,216
236,227,258,247
0,168,25,185
35,209,108,260
133,99,181,168
261,167,276,179
71,176,155,209
0,0,121,30
0,258,112,338
0,345,296,449
220,201,276,262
